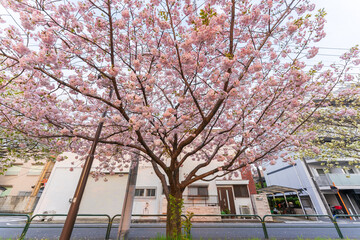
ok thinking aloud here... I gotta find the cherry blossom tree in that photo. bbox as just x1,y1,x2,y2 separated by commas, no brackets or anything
0,0,358,236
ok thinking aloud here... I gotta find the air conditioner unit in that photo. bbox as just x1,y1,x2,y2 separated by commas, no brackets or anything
239,205,251,218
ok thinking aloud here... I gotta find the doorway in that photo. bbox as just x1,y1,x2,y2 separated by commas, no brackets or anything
217,187,236,214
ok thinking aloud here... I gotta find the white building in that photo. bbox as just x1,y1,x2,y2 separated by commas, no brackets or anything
34,152,256,219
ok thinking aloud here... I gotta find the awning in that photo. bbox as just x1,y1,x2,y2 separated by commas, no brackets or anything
258,185,306,214
258,185,301,194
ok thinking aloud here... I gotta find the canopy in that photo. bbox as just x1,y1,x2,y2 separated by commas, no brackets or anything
258,185,306,214
258,185,301,194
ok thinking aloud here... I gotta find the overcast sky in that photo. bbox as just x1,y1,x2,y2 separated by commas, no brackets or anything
315,0,360,48
310,0,360,75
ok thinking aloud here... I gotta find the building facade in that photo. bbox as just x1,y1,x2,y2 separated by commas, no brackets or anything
0,159,53,213
34,152,257,219
264,157,360,216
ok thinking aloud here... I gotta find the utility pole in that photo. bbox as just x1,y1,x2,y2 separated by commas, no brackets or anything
117,152,140,239
60,89,113,240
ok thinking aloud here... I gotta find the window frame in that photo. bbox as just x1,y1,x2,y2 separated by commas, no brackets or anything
28,165,44,176
233,184,249,198
135,187,157,198
316,168,325,175
188,185,209,197
4,165,22,176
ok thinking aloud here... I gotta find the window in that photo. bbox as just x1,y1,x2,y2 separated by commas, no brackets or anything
188,186,208,197
347,169,355,174
28,165,44,175
146,189,156,197
316,169,325,175
135,188,156,197
5,165,22,176
0,187,12,197
135,189,145,197
233,185,249,198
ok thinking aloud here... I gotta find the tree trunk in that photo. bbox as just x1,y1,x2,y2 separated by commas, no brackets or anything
166,189,183,239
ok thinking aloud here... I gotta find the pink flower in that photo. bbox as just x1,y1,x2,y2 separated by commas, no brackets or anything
14,43,30,55
287,24,298,33
133,60,141,71
108,67,119,76
306,47,319,59
122,10,130,19
163,111,171,118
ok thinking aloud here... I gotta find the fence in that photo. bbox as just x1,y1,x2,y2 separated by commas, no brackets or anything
1,213,359,239
183,195,219,206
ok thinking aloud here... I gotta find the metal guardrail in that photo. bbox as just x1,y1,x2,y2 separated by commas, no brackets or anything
0,213,30,239
0,213,359,239
262,214,344,239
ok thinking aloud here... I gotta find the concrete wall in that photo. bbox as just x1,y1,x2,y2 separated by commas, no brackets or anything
251,193,272,220
0,196,37,213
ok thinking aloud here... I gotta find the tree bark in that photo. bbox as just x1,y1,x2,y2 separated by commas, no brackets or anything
166,188,183,239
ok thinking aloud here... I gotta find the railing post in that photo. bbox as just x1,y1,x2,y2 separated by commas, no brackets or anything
184,214,193,239
332,215,344,239
261,215,269,239
105,215,112,240
19,215,32,240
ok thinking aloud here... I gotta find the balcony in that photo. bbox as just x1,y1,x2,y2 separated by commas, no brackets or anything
183,195,219,206
314,174,360,187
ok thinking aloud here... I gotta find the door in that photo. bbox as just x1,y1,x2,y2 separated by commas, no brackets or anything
217,187,236,214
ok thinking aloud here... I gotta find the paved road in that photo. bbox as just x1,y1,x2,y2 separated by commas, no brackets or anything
1,218,360,239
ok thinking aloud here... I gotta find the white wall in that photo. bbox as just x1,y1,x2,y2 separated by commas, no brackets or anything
132,165,163,216
34,153,128,218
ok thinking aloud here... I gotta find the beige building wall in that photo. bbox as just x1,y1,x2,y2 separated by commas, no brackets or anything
0,160,45,196
0,159,48,213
